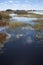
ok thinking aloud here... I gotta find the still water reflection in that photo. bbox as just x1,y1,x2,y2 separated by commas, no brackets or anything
0,14,43,65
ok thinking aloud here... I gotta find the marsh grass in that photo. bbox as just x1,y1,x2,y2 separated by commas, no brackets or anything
17,13,43,18
8,22,30,29
0,33,7,43
33,20,43,30
0,12,10,20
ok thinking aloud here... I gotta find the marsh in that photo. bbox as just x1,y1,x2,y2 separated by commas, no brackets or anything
0,11,43,65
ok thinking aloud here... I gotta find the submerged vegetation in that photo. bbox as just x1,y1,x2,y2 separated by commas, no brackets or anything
34,23,43,30
8,22,30,29
33,20,43,30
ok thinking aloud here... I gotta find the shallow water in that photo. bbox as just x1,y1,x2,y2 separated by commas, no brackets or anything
10,17,38,25
0,14,43,65
32,10,43,15
0,27,6,31
0,27,43,65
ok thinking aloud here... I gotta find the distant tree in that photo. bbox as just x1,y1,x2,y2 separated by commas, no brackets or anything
14,10,28,14
6,9,13,12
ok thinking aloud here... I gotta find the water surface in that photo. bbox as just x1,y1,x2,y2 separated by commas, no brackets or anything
0,13,43,65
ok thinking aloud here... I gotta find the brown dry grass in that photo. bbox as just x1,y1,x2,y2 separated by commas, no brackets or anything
0,33,7,43
17,13,43,18
33,20,43,30
0,21,9,27
8,22,29,29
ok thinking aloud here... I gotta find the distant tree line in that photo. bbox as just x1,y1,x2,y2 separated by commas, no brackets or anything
14,10,28,14
6,9,28,14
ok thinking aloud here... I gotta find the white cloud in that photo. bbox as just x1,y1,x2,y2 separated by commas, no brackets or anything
0,0,43,10
8,0,13,3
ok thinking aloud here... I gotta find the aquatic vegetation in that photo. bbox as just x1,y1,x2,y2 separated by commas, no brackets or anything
17,13,43,18
0,33,11,43
16,34,23,39
0,33,7,43
0,21,9,27
34,23,43,30
36,31,43,40
36,33,43,39
0,33,7,53
26,37,32,43
33,19,43,22
8,22,30,29
0,12,10,20
33,19,43,30
33,20,43,39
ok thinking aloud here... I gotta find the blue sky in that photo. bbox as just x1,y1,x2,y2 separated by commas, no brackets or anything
0,0,43,10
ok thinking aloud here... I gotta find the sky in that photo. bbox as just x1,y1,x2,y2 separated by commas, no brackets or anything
0,0,43,10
